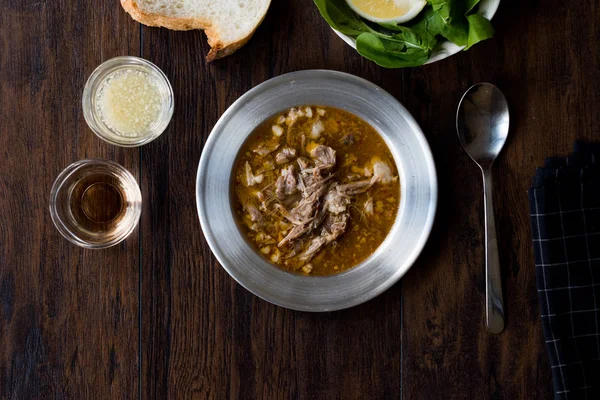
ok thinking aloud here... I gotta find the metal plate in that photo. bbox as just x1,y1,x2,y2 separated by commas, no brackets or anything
196,70,437,311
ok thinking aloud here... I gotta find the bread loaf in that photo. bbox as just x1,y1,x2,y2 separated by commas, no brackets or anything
121,0,271,60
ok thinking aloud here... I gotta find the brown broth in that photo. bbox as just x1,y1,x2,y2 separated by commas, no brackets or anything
233,106,400,276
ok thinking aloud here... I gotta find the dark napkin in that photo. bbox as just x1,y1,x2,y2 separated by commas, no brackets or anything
528,141,600,399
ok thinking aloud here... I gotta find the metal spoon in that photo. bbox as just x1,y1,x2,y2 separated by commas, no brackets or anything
456,83,510,334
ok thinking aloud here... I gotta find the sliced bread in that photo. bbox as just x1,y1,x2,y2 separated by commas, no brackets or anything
120,0,271,60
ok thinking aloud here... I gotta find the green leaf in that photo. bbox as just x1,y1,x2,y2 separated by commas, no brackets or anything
405,13,439,50
441,17,469,46
356,32,431,68
430,3,451,22
465,0,481,14
376,22,405,32
465,14,494,49
313,0,372,36
393,26,437,51
408,6,441,36
416,4,468,46
427,0,451,12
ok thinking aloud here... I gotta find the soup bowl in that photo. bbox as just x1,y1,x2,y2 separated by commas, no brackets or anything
196,70,437,311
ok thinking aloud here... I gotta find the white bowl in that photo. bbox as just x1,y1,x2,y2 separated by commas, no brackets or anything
196,70,437,311
333,0,501,65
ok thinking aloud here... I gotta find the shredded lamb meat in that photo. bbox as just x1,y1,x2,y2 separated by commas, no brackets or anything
235,106,399,274
275,147,297,164
310,145,336,168
275,165,298,199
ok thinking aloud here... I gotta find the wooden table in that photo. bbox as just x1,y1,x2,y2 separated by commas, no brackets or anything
1,0,598,398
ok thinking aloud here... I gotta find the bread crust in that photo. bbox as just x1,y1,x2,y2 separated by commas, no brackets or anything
120,0,270,61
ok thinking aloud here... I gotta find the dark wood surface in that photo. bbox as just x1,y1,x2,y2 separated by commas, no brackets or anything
1,0,598,398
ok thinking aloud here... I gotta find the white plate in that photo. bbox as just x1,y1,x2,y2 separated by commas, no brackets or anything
333,0,501,65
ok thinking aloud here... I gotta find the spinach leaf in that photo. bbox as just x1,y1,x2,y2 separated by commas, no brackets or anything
465,14,494,49
405,10,439,49
356,31,431,68
427,0,490,48
379,14,438,52
428,0,450,9
376,22,406,32
392,26,438,51
427,0,451,21
440,16,469,46
313,0,372,36
409,6,442,35
416,1,469,46
441,1,469,45
465,0,481,14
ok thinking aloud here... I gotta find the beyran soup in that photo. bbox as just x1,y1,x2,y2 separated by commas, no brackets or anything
233,106,400,276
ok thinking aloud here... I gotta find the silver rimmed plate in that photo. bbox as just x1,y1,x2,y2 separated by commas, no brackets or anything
196,70,437,311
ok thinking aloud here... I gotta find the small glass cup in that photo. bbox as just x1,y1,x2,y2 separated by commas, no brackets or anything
49,159,142,249
82,56,174,147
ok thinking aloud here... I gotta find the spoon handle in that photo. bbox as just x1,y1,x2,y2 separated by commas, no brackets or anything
482,169,505,334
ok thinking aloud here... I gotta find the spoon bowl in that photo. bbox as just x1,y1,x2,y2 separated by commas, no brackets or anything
457,83,510,169
456,83,510,334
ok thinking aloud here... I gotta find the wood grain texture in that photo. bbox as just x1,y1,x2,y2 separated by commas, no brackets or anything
0,1,140,399
3,0,598,398
139,1,404,399
401,0,598,399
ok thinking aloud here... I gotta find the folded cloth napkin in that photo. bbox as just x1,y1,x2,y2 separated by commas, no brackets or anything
529,141,600,400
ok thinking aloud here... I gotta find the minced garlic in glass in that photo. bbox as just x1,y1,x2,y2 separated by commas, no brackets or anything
96,69,162,137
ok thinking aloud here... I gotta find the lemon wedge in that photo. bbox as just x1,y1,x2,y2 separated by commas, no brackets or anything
345,0,427,24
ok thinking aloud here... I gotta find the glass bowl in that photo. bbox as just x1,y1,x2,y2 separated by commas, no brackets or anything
49,159,142,249
82,56,174,147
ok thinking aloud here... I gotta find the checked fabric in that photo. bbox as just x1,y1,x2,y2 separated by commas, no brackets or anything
529,141,600,400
